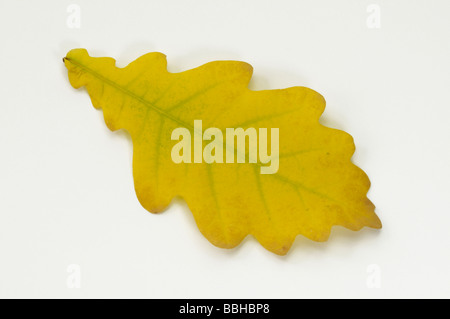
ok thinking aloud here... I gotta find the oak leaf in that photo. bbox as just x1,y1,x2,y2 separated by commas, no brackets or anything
64,49,381,255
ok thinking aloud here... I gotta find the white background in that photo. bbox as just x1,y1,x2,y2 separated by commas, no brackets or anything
0,0,449,298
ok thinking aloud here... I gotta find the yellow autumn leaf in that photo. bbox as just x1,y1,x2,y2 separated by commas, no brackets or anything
64,48,381,255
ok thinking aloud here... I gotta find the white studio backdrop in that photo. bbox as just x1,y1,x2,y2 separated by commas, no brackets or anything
0,0,449,298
